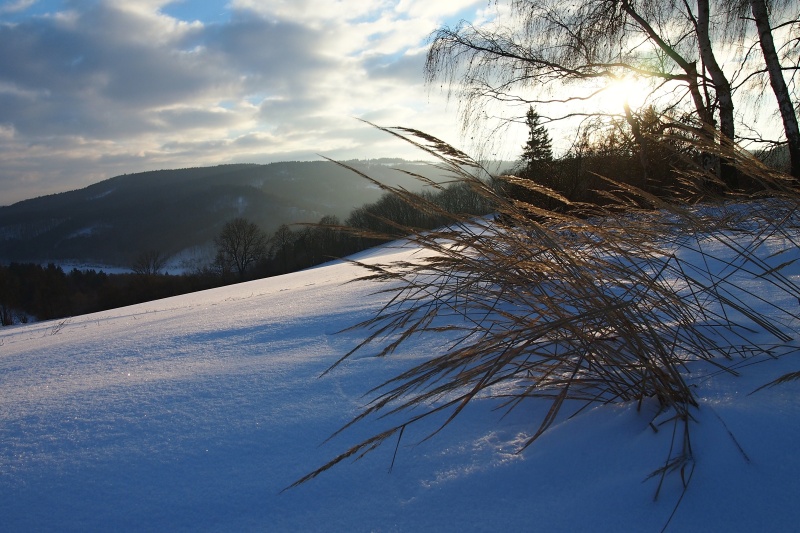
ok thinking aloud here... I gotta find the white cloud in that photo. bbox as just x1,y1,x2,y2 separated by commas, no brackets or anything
0,0,494,205
393,0,484,19
0,0,36,15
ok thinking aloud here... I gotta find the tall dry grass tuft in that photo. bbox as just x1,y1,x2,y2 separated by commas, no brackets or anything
288,124,800,495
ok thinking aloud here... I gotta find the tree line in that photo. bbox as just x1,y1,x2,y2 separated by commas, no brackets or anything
2,107,791,326
506,104,734,211
0,179,493,326
213,177,495,279
0,263,223,326
3,105,791,327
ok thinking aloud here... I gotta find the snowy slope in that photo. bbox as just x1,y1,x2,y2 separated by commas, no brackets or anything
1,237,798,532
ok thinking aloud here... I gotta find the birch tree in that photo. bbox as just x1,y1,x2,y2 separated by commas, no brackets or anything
748,0,800,178
426,0,798,187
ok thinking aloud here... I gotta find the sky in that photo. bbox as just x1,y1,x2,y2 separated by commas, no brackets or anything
0,0,494,205
0,1,791,207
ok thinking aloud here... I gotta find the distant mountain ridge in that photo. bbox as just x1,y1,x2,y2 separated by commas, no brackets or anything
0,160,461,269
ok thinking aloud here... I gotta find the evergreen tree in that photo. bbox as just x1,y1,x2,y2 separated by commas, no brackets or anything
521,106,553,174
505,106,560,210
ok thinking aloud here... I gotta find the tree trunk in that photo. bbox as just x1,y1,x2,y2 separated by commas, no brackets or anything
624,101,649,190
696,0,738,188
621,0,720,184
622,1,713,127
751,0,800,179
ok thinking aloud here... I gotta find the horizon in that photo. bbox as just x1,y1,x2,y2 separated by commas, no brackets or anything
0,0,499,205
0,156,519,207
0,1,789,206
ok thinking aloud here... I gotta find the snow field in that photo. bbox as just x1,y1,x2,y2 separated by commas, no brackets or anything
1,236,798,532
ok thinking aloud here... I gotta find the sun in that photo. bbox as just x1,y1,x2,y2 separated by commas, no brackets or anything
601,76,651,113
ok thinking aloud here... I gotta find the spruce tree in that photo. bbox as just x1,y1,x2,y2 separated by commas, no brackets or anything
521,106,553,175
509,106,559,210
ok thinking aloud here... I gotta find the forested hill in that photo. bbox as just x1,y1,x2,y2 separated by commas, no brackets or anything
0,160,460,268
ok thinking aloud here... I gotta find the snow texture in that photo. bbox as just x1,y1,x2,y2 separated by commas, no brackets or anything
1,236,798,532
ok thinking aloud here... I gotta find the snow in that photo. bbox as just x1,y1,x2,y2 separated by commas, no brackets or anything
43,261,133,275
66,224,111,239
87,189,115,201
1,228,799,532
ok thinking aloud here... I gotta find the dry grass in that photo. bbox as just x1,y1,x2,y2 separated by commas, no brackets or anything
288,125,800,494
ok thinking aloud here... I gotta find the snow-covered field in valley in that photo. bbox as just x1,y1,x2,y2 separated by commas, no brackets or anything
1,234,799,532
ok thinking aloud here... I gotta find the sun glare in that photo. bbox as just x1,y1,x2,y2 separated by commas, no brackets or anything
601,76,650,113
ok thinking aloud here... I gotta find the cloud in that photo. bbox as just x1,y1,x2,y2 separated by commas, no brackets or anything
0,0,37,15
0,0,489,205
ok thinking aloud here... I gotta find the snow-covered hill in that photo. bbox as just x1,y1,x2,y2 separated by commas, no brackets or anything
1,236,798,532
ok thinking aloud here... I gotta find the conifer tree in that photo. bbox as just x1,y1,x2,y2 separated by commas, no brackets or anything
521,106,553,176
503,106,559,209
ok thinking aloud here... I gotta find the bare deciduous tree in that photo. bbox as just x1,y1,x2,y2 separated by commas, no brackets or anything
748,0,800,178
426,1,711,130
269,223,296,274
425,0,798,187
215,218,268,280
718,0,799,178
131,250,168,276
